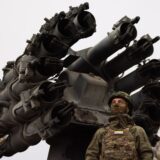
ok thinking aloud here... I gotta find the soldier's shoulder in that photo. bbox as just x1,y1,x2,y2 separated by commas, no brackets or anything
95,127,106,135
131,125,146,134
132,125,145,130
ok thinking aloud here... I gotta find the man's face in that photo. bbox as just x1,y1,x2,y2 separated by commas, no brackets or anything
110,97,129,114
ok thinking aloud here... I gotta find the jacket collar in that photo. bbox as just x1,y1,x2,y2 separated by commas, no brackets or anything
108,114,134,129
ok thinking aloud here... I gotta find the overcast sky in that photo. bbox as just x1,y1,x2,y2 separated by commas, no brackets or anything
0,0,160,159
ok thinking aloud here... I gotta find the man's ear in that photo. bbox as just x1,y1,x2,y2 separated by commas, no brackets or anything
126,105,129,113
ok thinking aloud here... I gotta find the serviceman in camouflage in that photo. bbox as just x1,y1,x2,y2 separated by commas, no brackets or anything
85,91,153,160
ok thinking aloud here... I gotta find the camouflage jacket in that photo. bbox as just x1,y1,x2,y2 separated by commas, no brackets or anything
85,114,153,160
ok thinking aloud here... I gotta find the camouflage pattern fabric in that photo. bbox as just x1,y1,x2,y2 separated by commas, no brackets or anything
85,114,153,160
100,127,137,160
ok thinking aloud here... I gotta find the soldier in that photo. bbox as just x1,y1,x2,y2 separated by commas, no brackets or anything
85,91,153,160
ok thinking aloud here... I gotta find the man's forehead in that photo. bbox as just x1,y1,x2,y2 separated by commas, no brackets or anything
111,97,127,101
